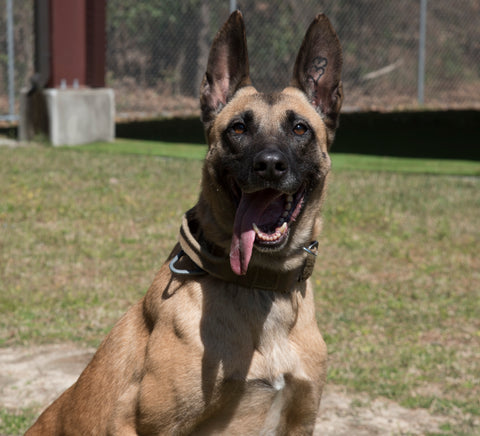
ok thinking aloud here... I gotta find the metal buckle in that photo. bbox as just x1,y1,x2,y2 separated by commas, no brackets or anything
303,240,319,257
169,250,206,276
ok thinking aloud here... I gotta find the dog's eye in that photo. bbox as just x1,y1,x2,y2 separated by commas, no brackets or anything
293,123,308,136
232,122,247,135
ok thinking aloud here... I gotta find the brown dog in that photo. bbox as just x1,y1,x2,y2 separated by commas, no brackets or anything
26,11,343,435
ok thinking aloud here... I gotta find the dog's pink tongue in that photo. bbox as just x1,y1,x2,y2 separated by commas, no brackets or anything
230,190,282,275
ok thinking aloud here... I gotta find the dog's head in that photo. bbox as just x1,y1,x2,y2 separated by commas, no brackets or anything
197,11,343,276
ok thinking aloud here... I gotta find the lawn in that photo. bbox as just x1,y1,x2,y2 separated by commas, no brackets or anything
80,139,480,176
1,140,479,434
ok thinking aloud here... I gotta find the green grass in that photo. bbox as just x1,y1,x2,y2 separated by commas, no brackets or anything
78,139,208,160
76,139,480,176
0,409,37,436
331,153,480,176
1,141,479,435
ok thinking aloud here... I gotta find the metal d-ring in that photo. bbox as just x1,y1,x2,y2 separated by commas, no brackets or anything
169,250,206,276
303,240,319,256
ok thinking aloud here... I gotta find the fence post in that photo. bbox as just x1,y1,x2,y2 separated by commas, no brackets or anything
418,0,427,105
6,0,15,119
230,0,237,13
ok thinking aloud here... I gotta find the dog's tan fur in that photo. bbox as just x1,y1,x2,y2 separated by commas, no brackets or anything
27,11,342,435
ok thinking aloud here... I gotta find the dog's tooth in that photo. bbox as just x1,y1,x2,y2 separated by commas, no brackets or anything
282,210,289,218
286,195,294,203
253,222,287,242
285,202,292,211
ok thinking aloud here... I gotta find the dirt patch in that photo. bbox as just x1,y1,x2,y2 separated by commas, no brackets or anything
317,385,450,436
0,344,450,435
0,344,95,410
0,137,20,148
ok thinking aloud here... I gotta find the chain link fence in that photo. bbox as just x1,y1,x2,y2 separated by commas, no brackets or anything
1,0,479,122
0,0,34,122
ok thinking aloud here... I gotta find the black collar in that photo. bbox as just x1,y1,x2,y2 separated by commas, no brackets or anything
170,209,318,293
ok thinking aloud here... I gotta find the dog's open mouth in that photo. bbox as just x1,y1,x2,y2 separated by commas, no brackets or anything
230,187,305,275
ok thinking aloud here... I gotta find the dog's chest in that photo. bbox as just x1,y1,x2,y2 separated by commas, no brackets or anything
194,362,318,435
139,282,324,434
192,292,319,434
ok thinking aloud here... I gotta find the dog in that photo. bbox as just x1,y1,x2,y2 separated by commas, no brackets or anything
26,10,343,435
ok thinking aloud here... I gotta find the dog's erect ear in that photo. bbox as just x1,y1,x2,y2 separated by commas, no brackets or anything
291,14,343,133
200,11,251,127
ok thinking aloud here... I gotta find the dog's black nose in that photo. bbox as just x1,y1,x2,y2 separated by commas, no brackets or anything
253,149,288,181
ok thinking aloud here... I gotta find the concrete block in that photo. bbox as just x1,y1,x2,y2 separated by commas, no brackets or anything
19,88,115,146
